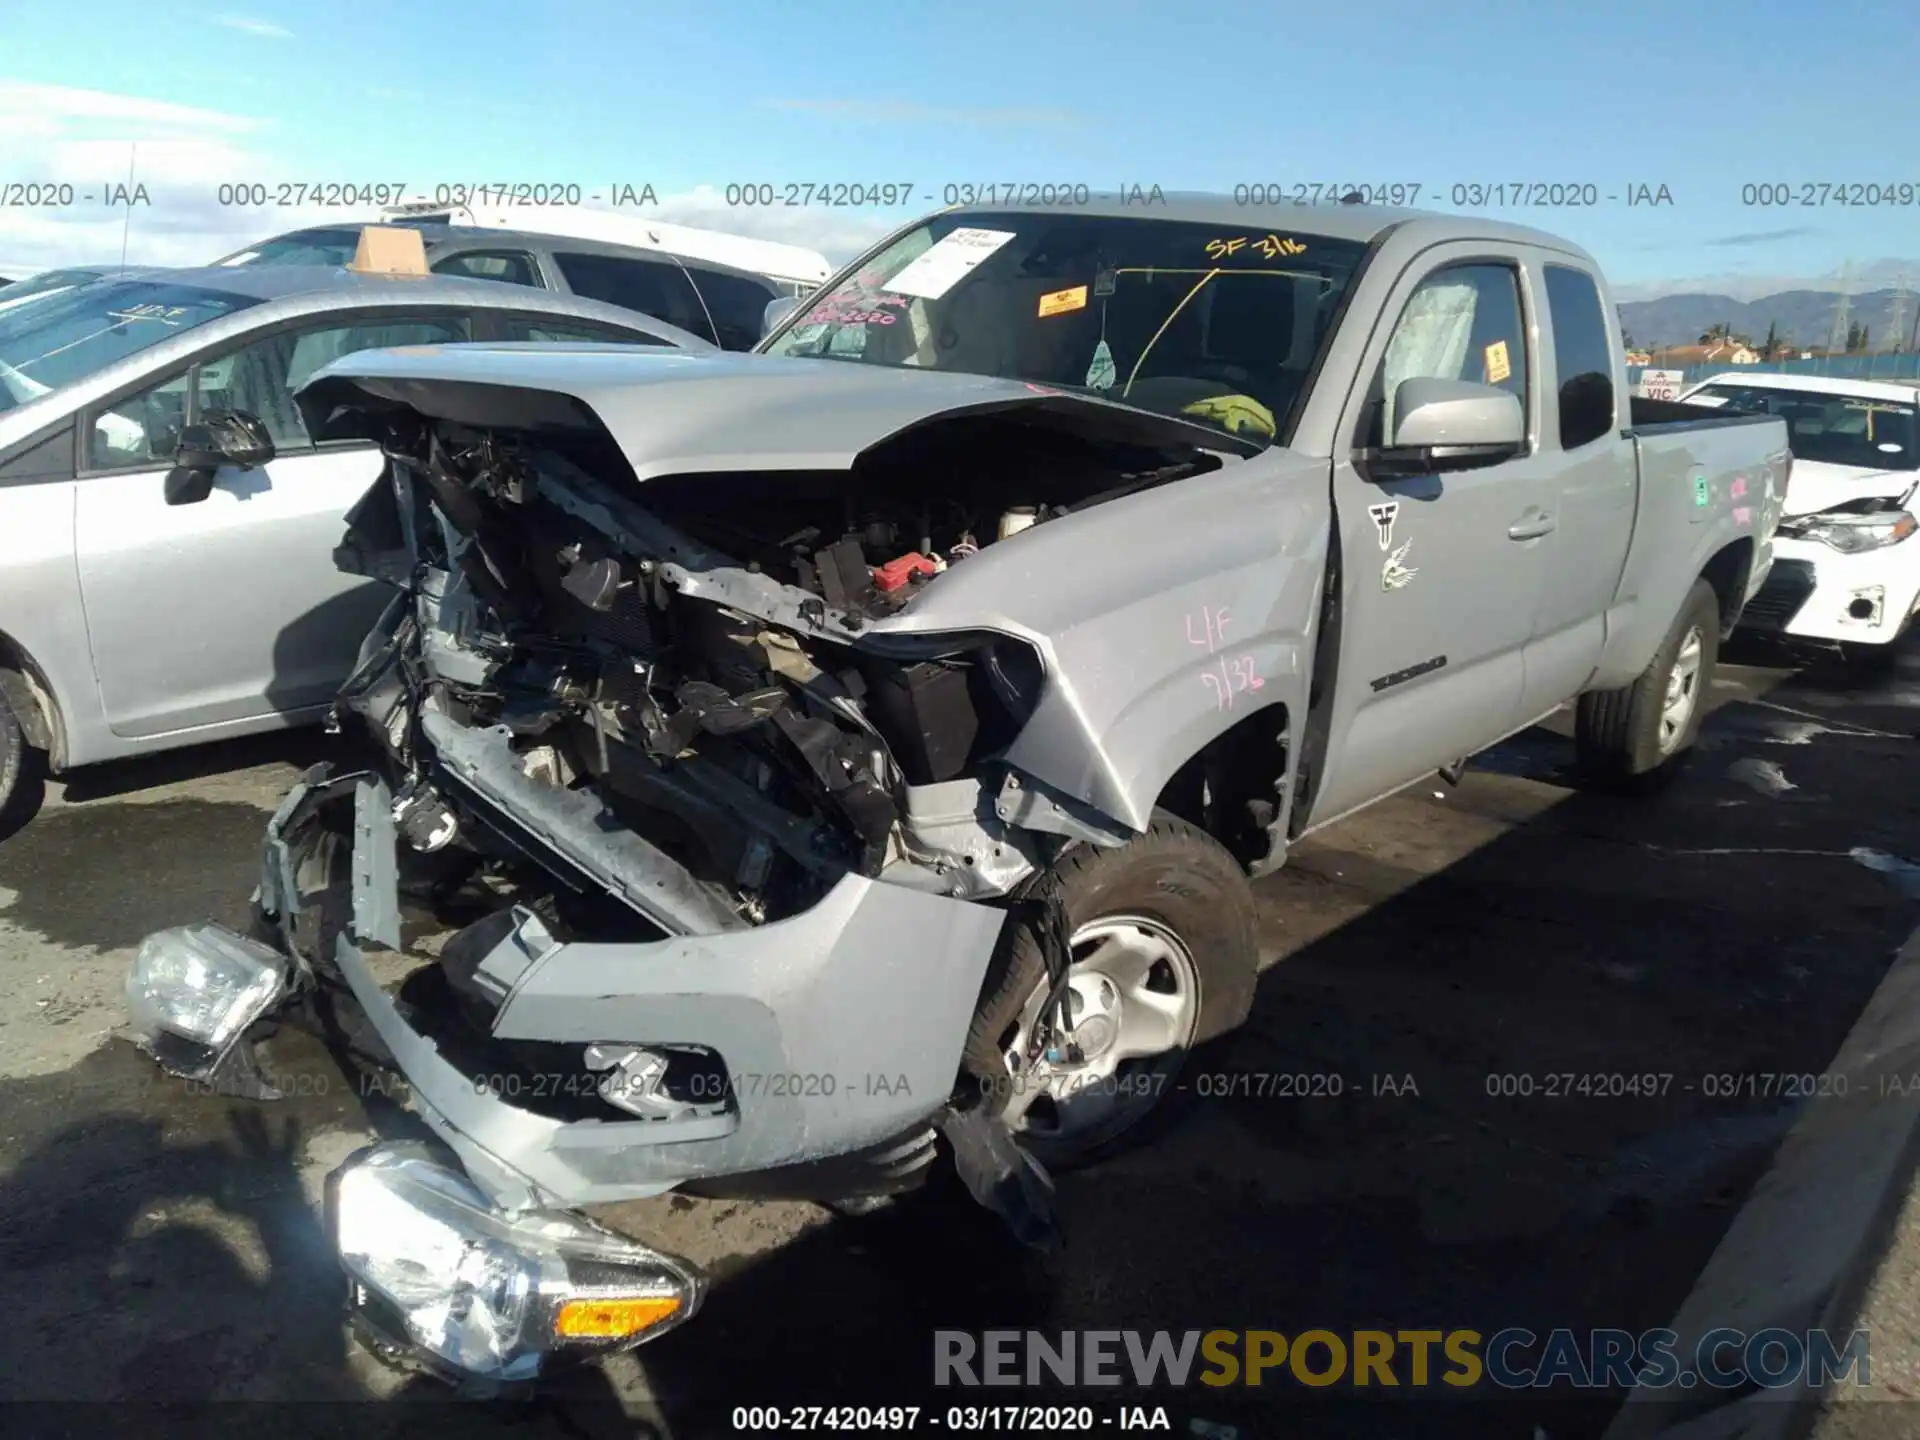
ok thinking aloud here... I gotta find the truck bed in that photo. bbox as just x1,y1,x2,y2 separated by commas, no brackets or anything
1589,403,1791,685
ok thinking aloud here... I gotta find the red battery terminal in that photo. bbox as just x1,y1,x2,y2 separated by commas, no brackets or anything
872,552,941,593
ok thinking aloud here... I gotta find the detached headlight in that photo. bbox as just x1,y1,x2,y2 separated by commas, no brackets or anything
329,1145,700,1385
1782,509,1919,553
125,922,288,1080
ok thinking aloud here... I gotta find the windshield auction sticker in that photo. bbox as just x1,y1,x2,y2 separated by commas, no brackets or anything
883,228,1018,299
1038,285,1088,317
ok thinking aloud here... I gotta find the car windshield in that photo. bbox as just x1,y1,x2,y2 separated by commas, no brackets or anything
217,229,366,267
0,267,105,318
1689,382,1920,471
0,279,261,414
760,212,1370,449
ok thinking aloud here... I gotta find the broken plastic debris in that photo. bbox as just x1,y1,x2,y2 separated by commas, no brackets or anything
1726,757,1798,798
936,1104,1061,1251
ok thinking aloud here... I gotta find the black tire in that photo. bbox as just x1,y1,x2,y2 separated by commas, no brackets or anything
0,680,47,840
1576,578,1721,792
959,812,1259,1168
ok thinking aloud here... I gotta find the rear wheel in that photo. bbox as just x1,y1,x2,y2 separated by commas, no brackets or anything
1576,579,1720,791
960,814,1259,1167
0,680,47,839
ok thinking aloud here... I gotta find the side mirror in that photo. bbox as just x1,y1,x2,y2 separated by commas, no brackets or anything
1371,378,1526,479
761,295,801,340
165,410,275,505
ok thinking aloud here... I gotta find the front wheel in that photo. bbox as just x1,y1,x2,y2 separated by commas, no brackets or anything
960,814,1260,1167
1575,578,1721,791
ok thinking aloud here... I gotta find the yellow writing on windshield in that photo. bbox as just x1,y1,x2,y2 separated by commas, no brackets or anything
1844,400,1913,442
1205,234,1308,261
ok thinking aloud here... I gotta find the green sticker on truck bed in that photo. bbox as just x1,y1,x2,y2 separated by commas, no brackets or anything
1693,474,1710,507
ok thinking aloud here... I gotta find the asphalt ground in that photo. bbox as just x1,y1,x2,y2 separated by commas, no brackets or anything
2,636,1919,1439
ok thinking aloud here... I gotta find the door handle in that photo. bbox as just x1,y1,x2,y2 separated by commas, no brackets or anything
1508,511,1556,540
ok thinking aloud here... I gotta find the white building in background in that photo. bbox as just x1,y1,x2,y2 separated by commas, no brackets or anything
379,201,834,294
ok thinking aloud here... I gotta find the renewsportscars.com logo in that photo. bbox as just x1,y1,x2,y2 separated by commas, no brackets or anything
934,1328,1871,1391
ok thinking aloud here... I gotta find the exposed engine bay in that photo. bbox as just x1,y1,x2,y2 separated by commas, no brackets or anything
332,405,1218,932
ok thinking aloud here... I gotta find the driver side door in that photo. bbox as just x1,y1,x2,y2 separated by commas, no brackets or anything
72,310,469,740
1301,250,1550,828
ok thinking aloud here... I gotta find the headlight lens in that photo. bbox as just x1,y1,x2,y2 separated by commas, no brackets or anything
1782,509,1918,553
330,1145,699,1383
125,922,287,1077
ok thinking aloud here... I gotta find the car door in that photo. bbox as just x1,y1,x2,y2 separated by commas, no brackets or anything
72,309,472,739
1515,258,1635,720
1302,250,1548,828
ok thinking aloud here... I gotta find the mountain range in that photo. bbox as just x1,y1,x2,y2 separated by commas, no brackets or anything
1619,287,1919,351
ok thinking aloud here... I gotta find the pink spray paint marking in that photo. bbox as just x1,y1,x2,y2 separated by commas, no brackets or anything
1730,476,1748,499
1187,605,1264,712
1732,506,1752,525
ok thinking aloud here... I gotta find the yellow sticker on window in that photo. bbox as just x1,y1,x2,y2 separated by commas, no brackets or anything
1038,285,1088,318
1484,340,1512,385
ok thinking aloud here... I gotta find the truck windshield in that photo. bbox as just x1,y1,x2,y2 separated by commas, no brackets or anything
760,212,1369,449
0,279,261,415
1688,382,1919,471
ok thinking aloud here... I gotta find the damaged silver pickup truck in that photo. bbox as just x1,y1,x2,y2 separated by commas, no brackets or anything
124,198,1788,1387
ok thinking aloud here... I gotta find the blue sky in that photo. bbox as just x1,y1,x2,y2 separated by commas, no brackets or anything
2,0,1917,297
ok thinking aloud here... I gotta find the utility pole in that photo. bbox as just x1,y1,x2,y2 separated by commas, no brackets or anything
1888,271,1910,356
1825,262,1854,371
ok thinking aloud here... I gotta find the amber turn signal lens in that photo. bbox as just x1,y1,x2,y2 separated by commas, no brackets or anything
554,1295,684,1339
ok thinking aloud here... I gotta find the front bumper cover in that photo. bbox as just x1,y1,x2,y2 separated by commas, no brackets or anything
258,763,1007,1211
1737,536,1920,644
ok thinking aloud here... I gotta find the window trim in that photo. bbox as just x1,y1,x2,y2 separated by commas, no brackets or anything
1349,252,1538,460
75,303,481,479
1540,261,1618,453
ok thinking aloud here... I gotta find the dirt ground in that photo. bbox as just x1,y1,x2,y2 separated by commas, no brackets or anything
3,639,1919,1439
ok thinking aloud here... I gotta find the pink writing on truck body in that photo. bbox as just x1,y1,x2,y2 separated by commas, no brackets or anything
1186,605,1264,711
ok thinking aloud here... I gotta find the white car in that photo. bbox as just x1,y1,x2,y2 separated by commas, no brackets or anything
1679,371,1919,665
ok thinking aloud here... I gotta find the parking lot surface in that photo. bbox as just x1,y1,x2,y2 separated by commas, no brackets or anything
2,641,1918,1438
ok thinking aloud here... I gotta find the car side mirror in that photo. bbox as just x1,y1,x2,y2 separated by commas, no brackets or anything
166,410,275,505
1370,378,1526,479
761,295,801,340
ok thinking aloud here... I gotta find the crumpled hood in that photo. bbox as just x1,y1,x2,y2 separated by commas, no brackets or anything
1782,458,1917,517
294,345,1262,482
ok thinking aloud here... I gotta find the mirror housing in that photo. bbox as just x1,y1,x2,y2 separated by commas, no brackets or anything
761,295,801,340
1369,378,1526,480
165,410,275,505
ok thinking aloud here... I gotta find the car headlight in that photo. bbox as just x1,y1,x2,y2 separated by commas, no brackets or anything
125,922,288,1080
329,1144,700,1385
1781,509,1919,553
